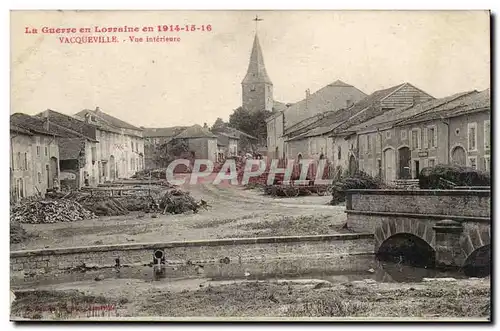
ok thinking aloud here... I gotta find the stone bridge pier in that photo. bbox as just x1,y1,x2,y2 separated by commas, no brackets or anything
346,189,491,272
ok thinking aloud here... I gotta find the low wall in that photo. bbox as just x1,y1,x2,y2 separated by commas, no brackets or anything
347,189,490,218
11,234,374,278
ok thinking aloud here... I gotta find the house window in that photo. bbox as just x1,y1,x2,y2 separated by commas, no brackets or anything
468,156,477,169
428,158,436,168
36,146,40,156
484,120,490,150
250,85,256,92
386,131,391,139
401,130,407,140
468,122,477,151
484,155,490,172
338,146,341,160
24,153,28,170
16,152,21,170
44,146,48,156
427,126,437,148
131,141,134,151
411,128,421,150
19,178,24,198
367,135,372,152
38,172,42,183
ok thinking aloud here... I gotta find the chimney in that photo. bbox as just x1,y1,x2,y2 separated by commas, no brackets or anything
203,123,208,129
84,113,90,123
305,89,311,110
95,106,100,112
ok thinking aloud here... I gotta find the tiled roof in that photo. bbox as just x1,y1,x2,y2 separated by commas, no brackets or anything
329,83,418,135
287,107,355,141
283,80,367,131
397,89,490,126
174,124,217,139
11,113,59,137
36,109,97,140
143,126,188,138
59,138,86,160
349,91,478,133
10,124,33,136
273,100,289,112
223,127,258,140
75,108,141,131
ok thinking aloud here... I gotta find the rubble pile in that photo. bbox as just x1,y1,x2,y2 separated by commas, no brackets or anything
330,172,385,205
115,195,158,212
159,189,203,214
77,196,130,216
10,220,28,244
11,199,97,224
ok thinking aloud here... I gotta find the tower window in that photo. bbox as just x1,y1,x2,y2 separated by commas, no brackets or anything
250,85,256,91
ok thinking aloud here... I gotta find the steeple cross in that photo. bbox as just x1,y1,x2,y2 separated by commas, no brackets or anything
253,15,263,31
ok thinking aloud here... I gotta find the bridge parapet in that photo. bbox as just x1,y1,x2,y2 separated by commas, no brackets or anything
345,189,491,268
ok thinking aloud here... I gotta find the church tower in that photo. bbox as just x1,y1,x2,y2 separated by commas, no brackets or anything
242,33,273,113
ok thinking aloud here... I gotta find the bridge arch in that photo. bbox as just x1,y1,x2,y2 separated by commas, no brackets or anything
374,219,436,267
460,223,491,277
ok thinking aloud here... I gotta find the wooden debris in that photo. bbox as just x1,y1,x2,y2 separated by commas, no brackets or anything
11,199,97,224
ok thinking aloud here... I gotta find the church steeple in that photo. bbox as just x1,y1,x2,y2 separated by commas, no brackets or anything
242,34,272,85
241,33,274,113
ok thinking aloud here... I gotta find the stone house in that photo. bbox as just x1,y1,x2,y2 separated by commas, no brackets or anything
393,89,490,178
216,132,239,162
74,107,145,180
173,124,218,162
266,80,366,159
347,91,476,182
142,126,188,169
328,82,435,176
34,110,100,188
10,120,60,201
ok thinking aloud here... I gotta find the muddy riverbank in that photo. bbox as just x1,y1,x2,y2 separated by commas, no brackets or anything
11,276,490,321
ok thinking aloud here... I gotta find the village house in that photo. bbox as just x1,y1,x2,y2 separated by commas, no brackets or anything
142,126,188,169
393,89,490,178
347,91,476,182
173,124,218,162
327,83,435,176
10,119,61,201
267,80,366,159
74,107,145,181
32,110,100,189
216,132,239,162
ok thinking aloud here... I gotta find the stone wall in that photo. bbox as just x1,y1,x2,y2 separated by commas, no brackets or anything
11,234,374,278
348,189,490,218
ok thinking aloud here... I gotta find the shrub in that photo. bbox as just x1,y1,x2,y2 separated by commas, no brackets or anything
330,171,385,205
419,164,490,189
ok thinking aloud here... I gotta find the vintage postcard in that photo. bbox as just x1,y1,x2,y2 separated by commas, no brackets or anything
10,10,491,322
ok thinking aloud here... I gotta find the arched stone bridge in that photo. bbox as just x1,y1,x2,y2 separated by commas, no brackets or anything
345,189,491,269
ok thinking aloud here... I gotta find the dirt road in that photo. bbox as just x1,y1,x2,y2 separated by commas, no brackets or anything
12,181,344,251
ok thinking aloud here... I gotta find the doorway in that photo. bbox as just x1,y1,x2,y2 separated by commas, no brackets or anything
451,146,466,166
398,147,411,179
383,148,396,182
413,160,420,179
348,155,357,175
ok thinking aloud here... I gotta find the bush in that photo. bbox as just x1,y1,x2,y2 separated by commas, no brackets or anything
330,171,385,205
419,164,490,189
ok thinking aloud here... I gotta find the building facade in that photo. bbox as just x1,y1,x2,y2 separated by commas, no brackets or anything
353,89,490,183
75,107,145,181
10,119,61,201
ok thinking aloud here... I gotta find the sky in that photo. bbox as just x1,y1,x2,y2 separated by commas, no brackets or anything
10,10,490,128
